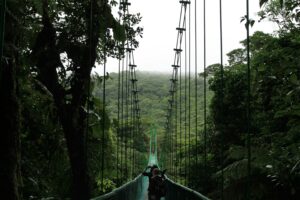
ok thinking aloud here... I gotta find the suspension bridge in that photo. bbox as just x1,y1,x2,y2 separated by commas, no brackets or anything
91,0,252,199
93,129,210,200
0,0,257,199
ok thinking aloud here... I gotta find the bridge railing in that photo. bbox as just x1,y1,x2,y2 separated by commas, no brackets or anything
91,175,146,200
165,178,211,200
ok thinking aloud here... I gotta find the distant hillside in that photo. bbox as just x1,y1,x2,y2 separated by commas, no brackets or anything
94,71,212,137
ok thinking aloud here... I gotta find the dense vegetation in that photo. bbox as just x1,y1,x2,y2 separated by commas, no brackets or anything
172,1,300,199
0,0,144,199
1,0,300,200
96,71,211,136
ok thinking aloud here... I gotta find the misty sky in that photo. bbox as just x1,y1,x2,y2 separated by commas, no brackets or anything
95,0,278,74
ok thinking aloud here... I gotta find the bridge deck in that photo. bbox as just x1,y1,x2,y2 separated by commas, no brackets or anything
92,130,208,200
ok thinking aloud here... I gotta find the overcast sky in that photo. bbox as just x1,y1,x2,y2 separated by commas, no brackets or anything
95,0,278,74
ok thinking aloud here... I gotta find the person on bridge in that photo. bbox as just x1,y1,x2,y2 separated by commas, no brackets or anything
142,165,167,200
142,164,158,180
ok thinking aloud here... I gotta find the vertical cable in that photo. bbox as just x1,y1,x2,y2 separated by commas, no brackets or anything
85,0,93,190
194,0,198,170
130,51,134,179
125,48,129,178
101,27,107,190
203,0,207,177
128,51,132,179
246,0,251,198
121,46,125,182
131,65,134,179
166,0,189,183
0,0,6,72
219,0,224,199
116,0,122,184
124,1,131,179
179,54,182,184
184,21,187,185
175,75,178,181
171,102,173,176
188,0,191,184
117,53,121,184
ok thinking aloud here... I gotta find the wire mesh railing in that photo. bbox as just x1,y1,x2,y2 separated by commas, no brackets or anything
91,175,147,200
165,178,210,200
93,128,210,200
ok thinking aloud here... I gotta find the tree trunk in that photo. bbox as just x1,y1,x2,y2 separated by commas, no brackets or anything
31,5,93,199
0,57,21,200
0,6,21,200
60,104,90,200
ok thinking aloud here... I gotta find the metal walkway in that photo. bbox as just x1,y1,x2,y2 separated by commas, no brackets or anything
92,130,210,200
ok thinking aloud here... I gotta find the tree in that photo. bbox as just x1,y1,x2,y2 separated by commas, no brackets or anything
29,0,141,199
259,0,300,30
207,29,300,199
0,0,23,199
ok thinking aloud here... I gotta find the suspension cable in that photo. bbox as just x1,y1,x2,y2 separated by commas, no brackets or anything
174,81,177,181
85,0,93,176
101,38,107,191
219,0,224,198
165,0,188,178
130,53,134,179
0,0,6,72
184,20,188,186
179,52,182,184
120,42,125,181
131,50,139,176
121,0,141,179
194,0,198,171
164,0,189,183
125,47,129,178
188,0,191,184
246,0,251,198
83,1,93,195
203,0,207,179
117,52,121,184
116,0,122,185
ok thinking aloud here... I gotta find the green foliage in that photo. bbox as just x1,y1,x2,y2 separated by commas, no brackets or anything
13,0,143,198
20,77,71,199
201,27,300,200
258,0,300,30
96,178,116,194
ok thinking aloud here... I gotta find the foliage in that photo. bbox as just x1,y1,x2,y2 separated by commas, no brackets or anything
199,26,300,200
258,0,300,30
7,0,143,199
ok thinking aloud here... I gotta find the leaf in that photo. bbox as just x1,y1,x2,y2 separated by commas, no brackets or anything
228,145,245,160
259,0,269,7
279,0,284,8
289,74,298,85
216,159,248,180
275,105,300,118
32,0,43,15
112,22,126,42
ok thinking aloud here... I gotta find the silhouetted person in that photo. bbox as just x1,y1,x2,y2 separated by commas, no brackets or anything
143,165,167,200
143,164,158,180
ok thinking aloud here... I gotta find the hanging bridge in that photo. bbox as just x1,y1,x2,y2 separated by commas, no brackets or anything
93,129,210,200
90,0,252,199
1,0,299,199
